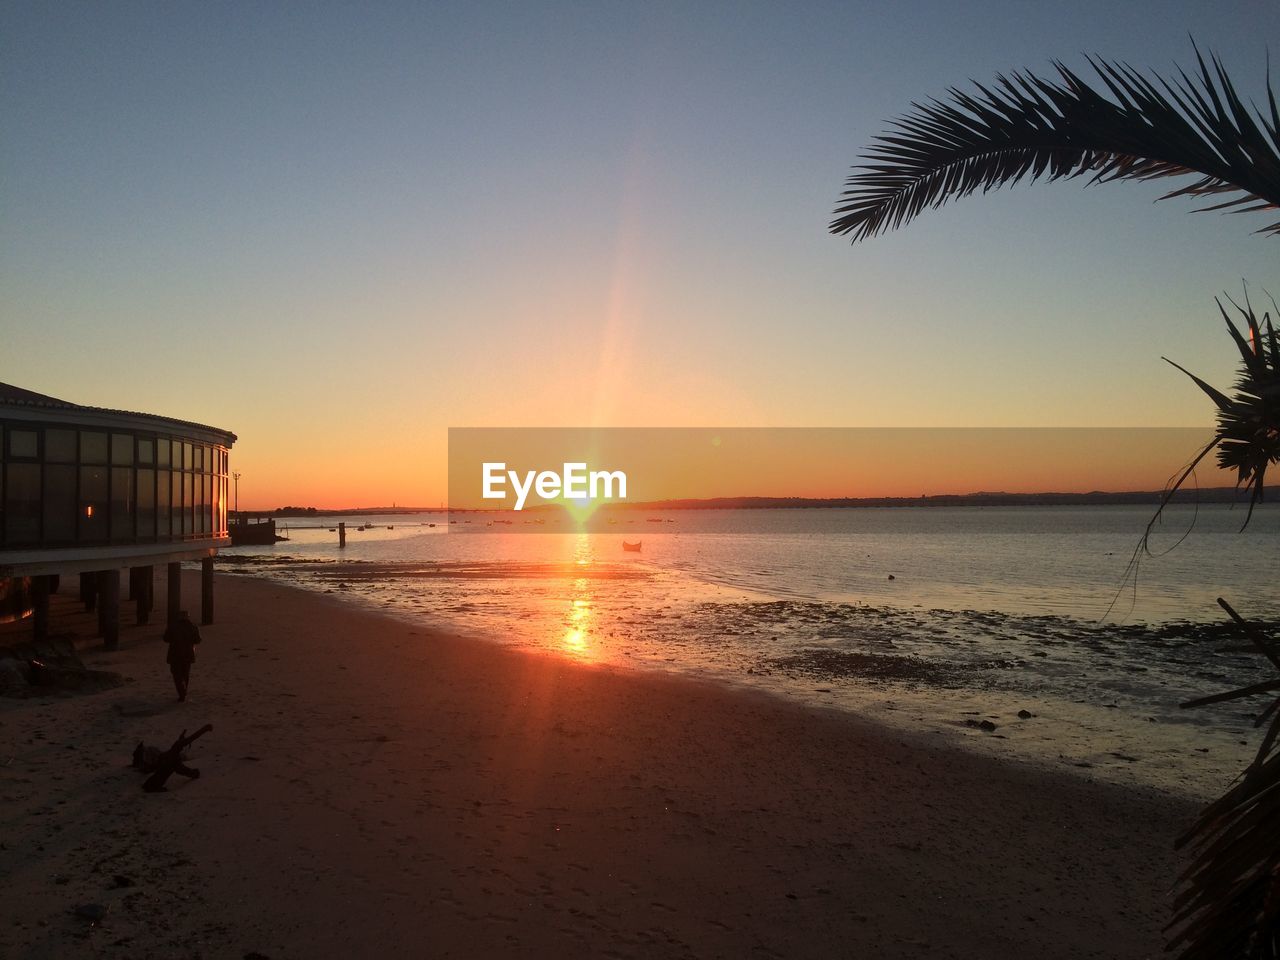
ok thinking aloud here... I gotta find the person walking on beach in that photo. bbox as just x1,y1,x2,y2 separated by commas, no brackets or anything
163,610,201,701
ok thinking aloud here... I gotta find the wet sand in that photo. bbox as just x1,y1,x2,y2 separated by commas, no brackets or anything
1,572,1198,958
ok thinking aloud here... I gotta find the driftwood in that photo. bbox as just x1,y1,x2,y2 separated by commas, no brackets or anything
133,724,212,792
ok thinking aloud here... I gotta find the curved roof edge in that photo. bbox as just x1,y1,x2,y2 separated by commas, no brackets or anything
0,382,237,445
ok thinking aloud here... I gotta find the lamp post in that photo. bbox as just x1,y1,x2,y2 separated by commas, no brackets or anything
233,472,241,519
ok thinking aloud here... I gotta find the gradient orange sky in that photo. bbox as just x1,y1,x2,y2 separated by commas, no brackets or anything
4,4,1276,509
446,428,1236,509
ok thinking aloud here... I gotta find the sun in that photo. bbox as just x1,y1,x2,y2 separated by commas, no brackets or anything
558,495,601,527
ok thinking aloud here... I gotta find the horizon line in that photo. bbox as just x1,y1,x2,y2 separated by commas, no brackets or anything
238,484,1270,514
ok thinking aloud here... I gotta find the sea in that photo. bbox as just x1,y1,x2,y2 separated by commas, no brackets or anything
220,504,1279,798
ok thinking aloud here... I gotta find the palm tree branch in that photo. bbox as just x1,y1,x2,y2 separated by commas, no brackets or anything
831,49,1280,241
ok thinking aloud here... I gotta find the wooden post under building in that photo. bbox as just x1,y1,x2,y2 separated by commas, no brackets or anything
167,562,181,626
201,557,214,625
96,571,108,637
99,569,120,651
132,566,154,625
32,575,50,642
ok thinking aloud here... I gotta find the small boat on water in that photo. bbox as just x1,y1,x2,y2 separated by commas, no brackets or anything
622,541,642,552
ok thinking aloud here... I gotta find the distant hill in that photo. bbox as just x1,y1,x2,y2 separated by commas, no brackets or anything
246,488,1276,514
605,487,1278,510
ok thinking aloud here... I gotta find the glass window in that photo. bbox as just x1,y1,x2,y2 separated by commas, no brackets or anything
196,474,207,533
157,437,170,467
80,432,108,464
45,429,77,463
111,433,133,465
137,468,155,538
194,445,204,471
110,467,133,539
43,464,76,541
8,430,37,459
138,438,154,464
202,473,211,534
79,466,108,540
182,442,192,471
157,469,171,538
182,473,193,534
3,463,40,542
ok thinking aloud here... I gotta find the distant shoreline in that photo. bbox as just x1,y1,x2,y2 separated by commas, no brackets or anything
244,486,1271,516
601,487,1271,510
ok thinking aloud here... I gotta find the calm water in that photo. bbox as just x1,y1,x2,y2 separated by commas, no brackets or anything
222,505,1279,796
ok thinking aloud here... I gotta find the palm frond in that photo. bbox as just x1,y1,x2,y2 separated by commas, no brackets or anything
1170,599,1280,960
831,46,1280,240
1166,293,1280,527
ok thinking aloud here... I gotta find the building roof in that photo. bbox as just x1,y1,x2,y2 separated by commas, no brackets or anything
0,381,237,444
0,383,71,406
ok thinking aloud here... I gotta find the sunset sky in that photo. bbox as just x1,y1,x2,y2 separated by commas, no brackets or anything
447,428,1233,508
4,2,1277,509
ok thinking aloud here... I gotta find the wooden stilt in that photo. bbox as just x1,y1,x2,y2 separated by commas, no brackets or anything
200,557,214,625
97,571,108,636
167,562,181,626
32,576,50,642
100,569,120,651
134,566,154,625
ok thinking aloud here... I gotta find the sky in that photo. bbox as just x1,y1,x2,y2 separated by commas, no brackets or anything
3,2,1278,509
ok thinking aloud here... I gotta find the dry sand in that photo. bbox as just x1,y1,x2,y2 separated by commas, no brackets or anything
1,572,1201,959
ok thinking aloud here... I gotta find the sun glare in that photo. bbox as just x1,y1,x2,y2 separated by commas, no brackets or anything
559,495,601,527
559,535,597,660
560,584,594,660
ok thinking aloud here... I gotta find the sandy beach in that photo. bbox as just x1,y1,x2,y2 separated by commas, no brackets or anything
2,571,1200,959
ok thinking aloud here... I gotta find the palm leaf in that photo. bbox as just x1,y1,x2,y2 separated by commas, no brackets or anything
1165,294,1280,528
831,46,1280,240
1170,599,1280,960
